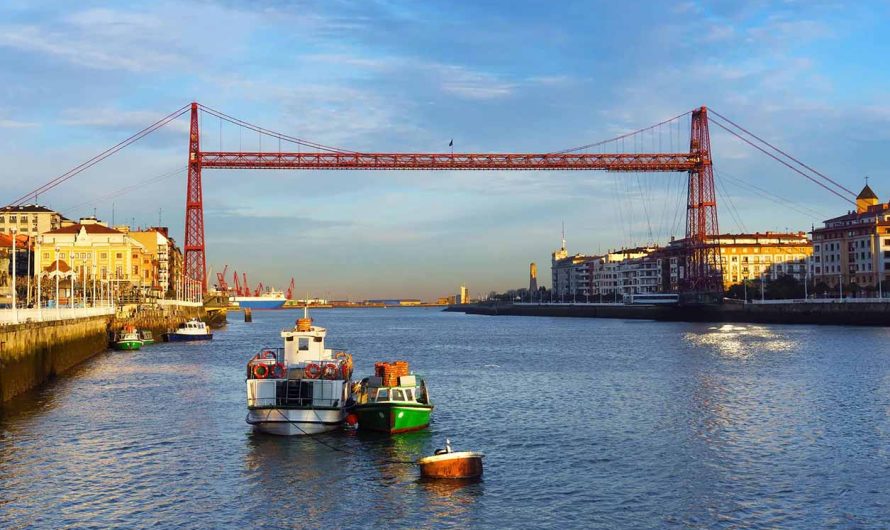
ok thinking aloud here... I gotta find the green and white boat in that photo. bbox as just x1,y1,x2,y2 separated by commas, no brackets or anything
114,327,143,351
351,372,433,434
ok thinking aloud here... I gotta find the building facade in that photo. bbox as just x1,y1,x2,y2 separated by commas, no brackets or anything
0,205,63,237
37,218,149,293
811,184,890,292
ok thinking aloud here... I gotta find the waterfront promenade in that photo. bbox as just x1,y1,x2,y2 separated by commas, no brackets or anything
450,298,890,326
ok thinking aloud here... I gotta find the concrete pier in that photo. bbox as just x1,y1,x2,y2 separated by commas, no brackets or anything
1,302,223,404
447,301,890,326
0,315,111,402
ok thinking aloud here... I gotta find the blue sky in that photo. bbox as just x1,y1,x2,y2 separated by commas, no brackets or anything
1,1,889,299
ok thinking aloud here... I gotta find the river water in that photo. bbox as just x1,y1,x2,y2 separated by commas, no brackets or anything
1,308,889,528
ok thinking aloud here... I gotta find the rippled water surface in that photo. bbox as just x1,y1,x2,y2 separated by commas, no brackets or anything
2,309,890,528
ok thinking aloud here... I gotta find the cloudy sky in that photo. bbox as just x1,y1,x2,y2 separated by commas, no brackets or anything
1,1,888,299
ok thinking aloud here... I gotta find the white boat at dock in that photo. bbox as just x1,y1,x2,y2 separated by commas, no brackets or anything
245,308,353,435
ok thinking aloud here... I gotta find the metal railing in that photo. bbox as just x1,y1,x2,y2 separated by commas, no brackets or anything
0,306,115,324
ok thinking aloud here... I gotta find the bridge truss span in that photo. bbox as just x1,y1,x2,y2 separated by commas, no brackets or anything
199,151,700,172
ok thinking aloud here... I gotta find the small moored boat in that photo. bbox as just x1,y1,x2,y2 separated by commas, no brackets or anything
139,330,155,345
164,319,213,342
351,361,433,434
114,326,143,351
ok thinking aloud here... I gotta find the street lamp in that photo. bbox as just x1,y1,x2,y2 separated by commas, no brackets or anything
36,237,42,321
10,227,18,324
54,246,60,319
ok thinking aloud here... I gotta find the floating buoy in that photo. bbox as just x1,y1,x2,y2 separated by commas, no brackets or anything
418,439,484,479
345,413,358,426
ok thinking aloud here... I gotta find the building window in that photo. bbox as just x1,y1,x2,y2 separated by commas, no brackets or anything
116,253,122,259
101,252,107,259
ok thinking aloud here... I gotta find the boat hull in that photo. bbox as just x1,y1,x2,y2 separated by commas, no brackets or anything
234,298,286,310
246,408,345,436
354,403,432,434
164,333,213,342
114,340,142,351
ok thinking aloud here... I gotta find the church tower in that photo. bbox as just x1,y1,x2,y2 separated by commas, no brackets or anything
856,183,879,213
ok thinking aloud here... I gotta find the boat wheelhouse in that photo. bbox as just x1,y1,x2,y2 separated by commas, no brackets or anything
245,309,354,435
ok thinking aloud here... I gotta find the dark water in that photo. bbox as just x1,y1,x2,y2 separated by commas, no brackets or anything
2,309,889,528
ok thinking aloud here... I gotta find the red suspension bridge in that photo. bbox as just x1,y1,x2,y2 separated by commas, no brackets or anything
5,101,857,299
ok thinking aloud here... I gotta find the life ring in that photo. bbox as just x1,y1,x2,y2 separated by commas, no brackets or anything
271,362,287,379
304,363,321,379
253,363,270,379
322,363,339,380
261,349,277,360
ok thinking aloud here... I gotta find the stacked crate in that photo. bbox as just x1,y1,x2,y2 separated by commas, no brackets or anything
374,361,410,387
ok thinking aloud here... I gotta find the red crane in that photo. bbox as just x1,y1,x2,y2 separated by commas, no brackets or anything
232,270,242,297
253,282,264,297
241,272,249,296
285,278,295,300
183,103,722,295
216,264,229,292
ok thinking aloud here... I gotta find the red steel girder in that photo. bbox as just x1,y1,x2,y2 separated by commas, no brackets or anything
199,151,698,172
184,102,207,292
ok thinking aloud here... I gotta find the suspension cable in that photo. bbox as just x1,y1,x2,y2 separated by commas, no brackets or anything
5,104,191,208
710,109,854,196
708,116,855,205
553,110,693,154
197,104,355,153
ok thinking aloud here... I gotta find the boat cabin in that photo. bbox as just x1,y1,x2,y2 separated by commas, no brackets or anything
358,375,429,405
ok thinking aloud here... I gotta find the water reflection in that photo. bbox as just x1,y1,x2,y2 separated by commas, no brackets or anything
683,324,798,358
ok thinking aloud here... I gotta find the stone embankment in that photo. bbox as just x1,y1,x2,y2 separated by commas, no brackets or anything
1,303,224,404
446,301,890,326
0,315,111,402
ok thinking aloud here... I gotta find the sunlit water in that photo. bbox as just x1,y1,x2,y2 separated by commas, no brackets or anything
1,309,889,528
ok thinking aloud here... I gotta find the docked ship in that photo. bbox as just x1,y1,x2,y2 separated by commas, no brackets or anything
245,309,354,435
232,289,286,310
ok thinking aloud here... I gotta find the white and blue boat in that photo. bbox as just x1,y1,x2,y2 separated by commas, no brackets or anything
164,319,213,342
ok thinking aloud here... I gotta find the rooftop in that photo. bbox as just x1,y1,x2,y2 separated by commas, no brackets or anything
0,204,59,214
44,223,124,235
857,184,878,200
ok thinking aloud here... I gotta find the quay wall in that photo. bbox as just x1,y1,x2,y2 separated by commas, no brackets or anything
0,315,112,403
446,302,890,326
1,303,221,404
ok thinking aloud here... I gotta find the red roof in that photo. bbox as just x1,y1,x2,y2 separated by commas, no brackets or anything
44,223,123,235
42,259,72,273
0,233,31,247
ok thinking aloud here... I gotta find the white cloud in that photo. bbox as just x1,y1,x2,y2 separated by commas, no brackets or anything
0,118,38,128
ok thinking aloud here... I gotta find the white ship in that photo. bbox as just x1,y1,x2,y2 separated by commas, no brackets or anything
232,289,286,310
245,308,353,435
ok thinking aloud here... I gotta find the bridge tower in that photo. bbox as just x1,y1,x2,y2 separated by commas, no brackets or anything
184,102,207,291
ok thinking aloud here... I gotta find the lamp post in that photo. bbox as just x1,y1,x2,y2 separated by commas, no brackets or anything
10,227,18,324
54,246,60,319
36,238,42,321
82,259,87,308
26,235,31,308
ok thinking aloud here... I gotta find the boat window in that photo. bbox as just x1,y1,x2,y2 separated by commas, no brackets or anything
405,389,414,401
285,336,293,342
299,338,309,351
392,389,405,401
377,389,390,402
